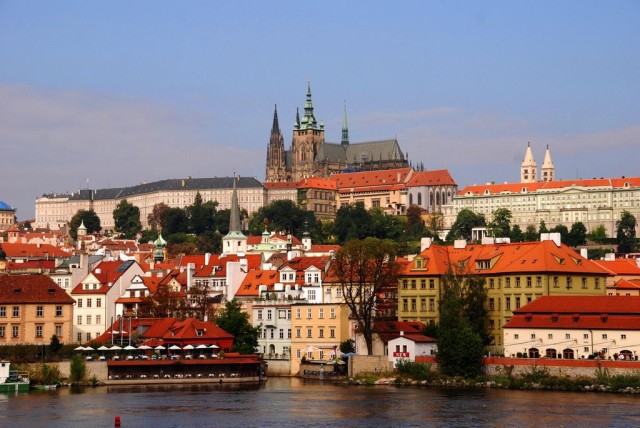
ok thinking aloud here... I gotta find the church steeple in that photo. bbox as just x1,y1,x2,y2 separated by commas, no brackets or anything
520,142,537,183
294,107,300,130
223,175,247,256
541,145,555,182
341,102,349,147
229,175,241,234
265,105,287,182
300,81,318,130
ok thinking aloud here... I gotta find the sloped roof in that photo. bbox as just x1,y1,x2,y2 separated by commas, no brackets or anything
592,259,640,276
0,201,15,210
237,270,279,297
406,170,457,187
614,278,640,290
297,177,337,190
71,260,133,294
331,167,413,191
0,275,75,304
1,242,69,259
458,176,640,196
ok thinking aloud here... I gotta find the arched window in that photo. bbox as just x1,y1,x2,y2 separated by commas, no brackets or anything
430,191,434,206
417,192,422,206
436,191,440,207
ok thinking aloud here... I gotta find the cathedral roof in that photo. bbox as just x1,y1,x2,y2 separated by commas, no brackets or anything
315,139,405,165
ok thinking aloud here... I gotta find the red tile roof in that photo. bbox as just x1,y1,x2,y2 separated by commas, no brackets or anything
264,181,299,189
459,177,640,196
297,177,337,190
71,260,134,294
1,242,69,259
0,275,75,304
613,278,640,290
237,270,279,297
330,168,413,191
406,170,456,187
592,259,640,276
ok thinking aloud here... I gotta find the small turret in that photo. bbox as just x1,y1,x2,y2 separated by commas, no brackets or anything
520,142,537,183
541,145,555,182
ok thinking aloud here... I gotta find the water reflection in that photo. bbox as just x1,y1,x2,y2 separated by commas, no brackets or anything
2,378,640,427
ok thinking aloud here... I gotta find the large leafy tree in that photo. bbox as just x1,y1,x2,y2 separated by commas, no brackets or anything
187,192,218,235
524,224,538,242
112,200,142,239
509,224,525,242
369,208,404,241
333,202,370,243
147,203,169,231
550,224,569,243
162,207,189,236
405,205,426,239
247,200,316,238
446,209,486,242
488,208,512,238
588,224,608,244
215,299,260,355
436,270,485,378
332,238,401,355
567,222,587,247
69,209,101,240
616,211,637,254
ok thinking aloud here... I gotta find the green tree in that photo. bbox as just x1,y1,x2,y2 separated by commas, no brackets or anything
524,224,538,242
405,205,426,239
539,220,549,234
446,209,486,242
616,211,637,254
147,203,169,231
436,271,485,378
339,339,355,354
550,224,569,243
139,228,158,244
196,230,222,254
488,208,512,238
588,224,608,244
247,200,317,238
333,202,370,243
567,222,588,247
332,238,401,355
425,213,444,241
215,299,260,355
113,200,142,239
509,224,525,242
187,192,210,235
369,208,404,241
49,335,62,356
69,353,87,383
69,209,101,240
162,207,189,236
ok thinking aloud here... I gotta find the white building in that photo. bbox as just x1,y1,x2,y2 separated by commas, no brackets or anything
388,332,437,367
252,302,292,359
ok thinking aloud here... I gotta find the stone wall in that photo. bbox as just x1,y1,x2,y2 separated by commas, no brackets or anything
348,356,392,377
264,359,291,376
26,361,109,381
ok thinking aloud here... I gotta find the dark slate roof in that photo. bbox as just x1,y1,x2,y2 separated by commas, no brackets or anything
316,140,405,164
56,254,103,270
0,201,14,211
42,177,264,201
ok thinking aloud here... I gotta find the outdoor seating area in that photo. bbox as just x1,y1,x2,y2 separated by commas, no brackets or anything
74,344,222,361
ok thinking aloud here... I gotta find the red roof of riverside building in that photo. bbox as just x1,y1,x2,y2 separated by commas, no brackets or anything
330,167,413,191
592,259,640,276
1,242,69,259
504,296,640,330
405,169,457,187
458,176,640,196
0,275,75,304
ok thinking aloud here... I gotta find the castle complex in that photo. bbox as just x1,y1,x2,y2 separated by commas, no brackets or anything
265,83,408,183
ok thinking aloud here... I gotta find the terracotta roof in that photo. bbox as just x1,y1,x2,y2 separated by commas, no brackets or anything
592,259,640,276
400,333,436,343
263,181,299,189
613,278,640,290
406,170,457,187
71,260,136,294
458,176,640,196
6,260,56,271
297,177,337,190
310,244,341,253
0,275,75,304
331,168,413,191
237,270,279,297
1,242,69,259
280,256,329,272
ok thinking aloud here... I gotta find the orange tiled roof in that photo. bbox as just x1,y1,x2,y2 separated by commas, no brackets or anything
264,181,299,189
614,278,640,290
237,270,279,297
406,170,457,187
331,168,413,190
458,176,640,196
592,259,640,276
71,260,131,294
1,242,69,259
297,177,337,190
0,275,75,304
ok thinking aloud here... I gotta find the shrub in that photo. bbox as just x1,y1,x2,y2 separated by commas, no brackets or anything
69,354,87,383
395,360,436,381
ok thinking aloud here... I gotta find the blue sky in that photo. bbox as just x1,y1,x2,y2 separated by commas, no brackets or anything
1,1,638,220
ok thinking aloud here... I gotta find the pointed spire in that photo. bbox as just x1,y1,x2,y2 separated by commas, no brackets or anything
521,142,537,183
541,145,555,182
341,102,349,147
229,175,241,233
300,81,317,129
294,107,300,130
271,104,280,133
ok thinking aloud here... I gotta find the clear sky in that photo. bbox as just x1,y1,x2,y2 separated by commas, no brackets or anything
1,1,638,220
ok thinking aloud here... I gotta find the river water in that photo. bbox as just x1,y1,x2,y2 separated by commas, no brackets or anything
2,377,640,427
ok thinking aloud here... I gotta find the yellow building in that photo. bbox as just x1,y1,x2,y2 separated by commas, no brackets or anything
398,236,610,352
0,275,75,345
290,303,350,375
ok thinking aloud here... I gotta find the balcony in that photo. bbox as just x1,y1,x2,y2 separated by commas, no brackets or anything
261,353,290,360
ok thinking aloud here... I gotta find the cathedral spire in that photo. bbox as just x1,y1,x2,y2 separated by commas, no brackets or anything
229,175,241,233
294,107,300,130
223,174,247,256
341,102,349,147
300,81,317,129
271,104,280,133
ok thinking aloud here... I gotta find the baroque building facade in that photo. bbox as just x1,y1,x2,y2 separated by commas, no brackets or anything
265,82,408,183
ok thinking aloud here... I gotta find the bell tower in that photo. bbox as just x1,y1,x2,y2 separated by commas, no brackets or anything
520,142,537,183
291,81,324,181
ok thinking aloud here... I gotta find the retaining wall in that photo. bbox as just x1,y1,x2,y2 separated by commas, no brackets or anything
348,356,392,377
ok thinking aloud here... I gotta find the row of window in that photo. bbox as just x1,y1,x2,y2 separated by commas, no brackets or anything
402,298,436,312
294,307,337,320
401,279,436,290
0,306,64,317
514,333,627,340
292,326,337,339
261,328,292,339
77,315,102,325
77,332,99,342
257,309,292,321
0,324,63,339
76,298,102,308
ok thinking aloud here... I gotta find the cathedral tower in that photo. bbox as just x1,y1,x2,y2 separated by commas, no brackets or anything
541,145,555,182
520,142,537,183
291,81,325,181
265,105,287,182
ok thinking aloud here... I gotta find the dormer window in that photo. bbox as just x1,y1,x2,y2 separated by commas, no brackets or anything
196,329,204,337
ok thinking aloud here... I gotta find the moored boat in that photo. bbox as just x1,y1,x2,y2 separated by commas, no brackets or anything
0,360,30,392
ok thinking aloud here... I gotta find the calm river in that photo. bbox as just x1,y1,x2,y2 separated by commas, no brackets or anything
2,377,640,427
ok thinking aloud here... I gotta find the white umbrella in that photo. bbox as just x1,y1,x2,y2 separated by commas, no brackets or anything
183,344,195,350
195,344,208,349
154,345,166,350
84,346,95,351
110,345,122,351
98,346,110,351
123,345,137,351
138,345,152,350
168,345,182,350
209,344,219,349
74,346,85,351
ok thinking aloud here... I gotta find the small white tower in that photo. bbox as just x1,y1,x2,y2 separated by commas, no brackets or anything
520,142,537,183
541,145,555,182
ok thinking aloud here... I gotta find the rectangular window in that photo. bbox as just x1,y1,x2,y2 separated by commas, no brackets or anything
536,276,542,287
489,279,494,289
96,315,101,325
421,280,426,289
565,333,571,339
553,277,559,288
86,315,92,325
622,334,627,340
403,299,408,311
506,297,511,310
96,298,102,308
531,333,536,339
12,306,19,317
411,299,417,311
267,310,272,321
514,334,519,339
548,334,553,339
296,349,301,359
505,278,511,288
319,328,324,338
77,315,82,325
55,325,62,337
402,280,408,289
257,310,263,320
330,308,336,319
515,297,521,309
411,280,416,289
420,299,427,311
526,277,532,288
296,308,301,319
296,328,301,338
307,328,312,338
330,328,335,338
56,306,63,317
87,298,92,308
86,333,91,341
319,308,324,319
77,299,83,308
429,279,435,289
12,326,19,338
489,298,495,311
36,325,43,338
77,332,82,342
279,329,284,339
582,278,587,289
36,306,44,317
287,329,291,339
429,298,435,311
566,277,572,289
595,278,600,289
583,333,589,339
307,308,312,319
0,326,4,337
515,277,521,288
489,319,495,330
0,306,5,317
